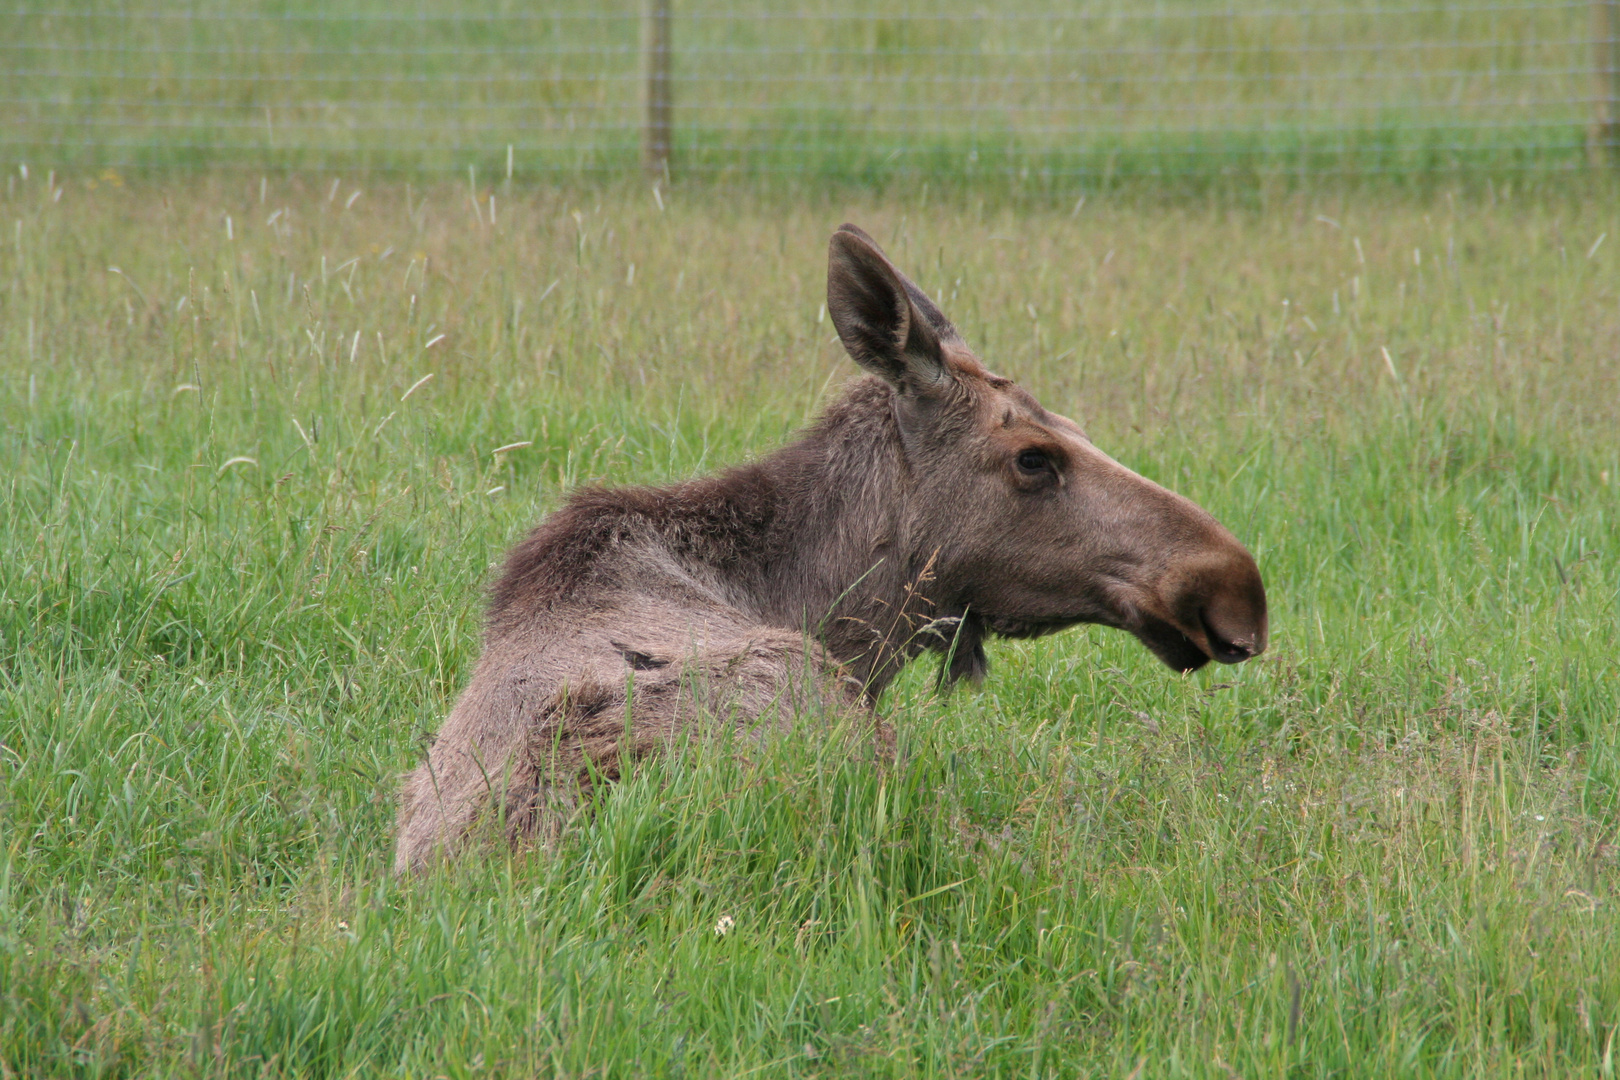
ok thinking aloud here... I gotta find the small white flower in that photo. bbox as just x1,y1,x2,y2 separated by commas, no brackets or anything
714,914,735,937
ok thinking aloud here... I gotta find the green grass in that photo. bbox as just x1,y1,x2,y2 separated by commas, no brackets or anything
3,0,1611,179
2,173,1619,1077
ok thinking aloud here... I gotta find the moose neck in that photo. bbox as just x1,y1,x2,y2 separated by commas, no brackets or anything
712,378,962,697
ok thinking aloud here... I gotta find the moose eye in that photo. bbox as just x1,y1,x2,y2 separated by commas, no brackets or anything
1015,449,1050,475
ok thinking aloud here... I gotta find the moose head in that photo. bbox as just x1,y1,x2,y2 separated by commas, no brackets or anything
824,224,1268,680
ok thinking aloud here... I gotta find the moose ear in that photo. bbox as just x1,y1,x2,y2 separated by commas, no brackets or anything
827,224,954,393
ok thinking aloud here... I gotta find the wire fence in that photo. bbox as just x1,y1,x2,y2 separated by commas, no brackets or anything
6,1,1618,180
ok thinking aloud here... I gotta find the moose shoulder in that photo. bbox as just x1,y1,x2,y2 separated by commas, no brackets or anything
394,224,1267,872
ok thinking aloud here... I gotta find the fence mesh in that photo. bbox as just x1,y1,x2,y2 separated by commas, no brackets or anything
6,1,1618,179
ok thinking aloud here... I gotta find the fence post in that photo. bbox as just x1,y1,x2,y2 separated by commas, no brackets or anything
643,0,673,178
1594,0,1620,163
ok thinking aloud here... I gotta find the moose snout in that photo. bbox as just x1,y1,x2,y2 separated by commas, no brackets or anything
1125,548,1268,674
1132,535,1269,673
1188,555,1269,666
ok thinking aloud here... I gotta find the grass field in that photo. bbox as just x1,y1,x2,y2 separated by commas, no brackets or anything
2,171,1619,1077
5,0,1608,178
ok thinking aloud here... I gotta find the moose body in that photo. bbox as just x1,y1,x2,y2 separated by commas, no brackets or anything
395,226,1267,872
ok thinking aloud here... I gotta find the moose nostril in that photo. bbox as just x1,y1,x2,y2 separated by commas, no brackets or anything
1200,611,1256,663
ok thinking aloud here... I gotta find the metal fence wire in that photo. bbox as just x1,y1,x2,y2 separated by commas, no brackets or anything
6,1,1619,179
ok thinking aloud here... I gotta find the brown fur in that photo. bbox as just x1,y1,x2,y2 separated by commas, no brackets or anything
394,225,1267,872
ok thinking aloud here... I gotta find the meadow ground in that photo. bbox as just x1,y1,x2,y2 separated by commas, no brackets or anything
8,0,1601,177
1,172,1618,1077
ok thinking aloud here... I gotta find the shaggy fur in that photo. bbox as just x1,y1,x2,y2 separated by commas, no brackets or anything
395,225,1268,872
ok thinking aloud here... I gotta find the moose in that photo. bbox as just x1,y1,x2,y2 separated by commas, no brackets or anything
395,225,1267,872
